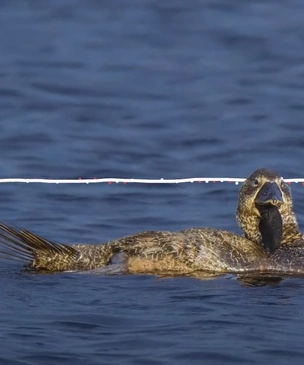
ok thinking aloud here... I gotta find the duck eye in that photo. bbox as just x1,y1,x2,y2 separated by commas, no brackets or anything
253,178,259,186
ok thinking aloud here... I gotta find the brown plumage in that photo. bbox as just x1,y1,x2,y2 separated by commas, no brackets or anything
0,225,265,274
0,168,303,275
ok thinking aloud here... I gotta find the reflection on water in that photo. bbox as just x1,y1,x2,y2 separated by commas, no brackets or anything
237,274,285,287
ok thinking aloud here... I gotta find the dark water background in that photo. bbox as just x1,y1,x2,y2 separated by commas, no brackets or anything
1,1,304,364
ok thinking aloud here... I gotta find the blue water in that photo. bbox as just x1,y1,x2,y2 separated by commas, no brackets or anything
1,0,304,364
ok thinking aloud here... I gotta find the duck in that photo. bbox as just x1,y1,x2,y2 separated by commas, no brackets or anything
0,168,302,275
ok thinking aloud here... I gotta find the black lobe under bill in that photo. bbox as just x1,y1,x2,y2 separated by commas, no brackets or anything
257,205,283,253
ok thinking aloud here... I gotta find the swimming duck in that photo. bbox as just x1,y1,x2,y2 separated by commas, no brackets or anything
0,168,302,275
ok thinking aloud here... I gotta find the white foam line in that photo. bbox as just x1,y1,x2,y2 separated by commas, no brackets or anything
0,177,301,184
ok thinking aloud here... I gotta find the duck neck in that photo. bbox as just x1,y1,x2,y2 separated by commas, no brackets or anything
236,208,303,246
236,211,263,246
281,211,303,244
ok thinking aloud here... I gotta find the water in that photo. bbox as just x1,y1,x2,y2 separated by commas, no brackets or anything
1,0,304,364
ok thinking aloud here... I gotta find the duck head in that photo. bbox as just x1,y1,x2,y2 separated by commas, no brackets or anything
236,168,302,253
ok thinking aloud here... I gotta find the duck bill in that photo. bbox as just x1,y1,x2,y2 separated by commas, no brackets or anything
255,182,283,206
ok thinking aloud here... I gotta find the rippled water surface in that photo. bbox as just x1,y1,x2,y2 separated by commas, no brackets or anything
1,1,304,364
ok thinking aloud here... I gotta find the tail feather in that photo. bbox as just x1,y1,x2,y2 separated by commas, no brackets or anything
0,222,80,267
0,225,34,262
0,251,34,262
0,243,33,260
19,228,79,259
0,250,32,262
